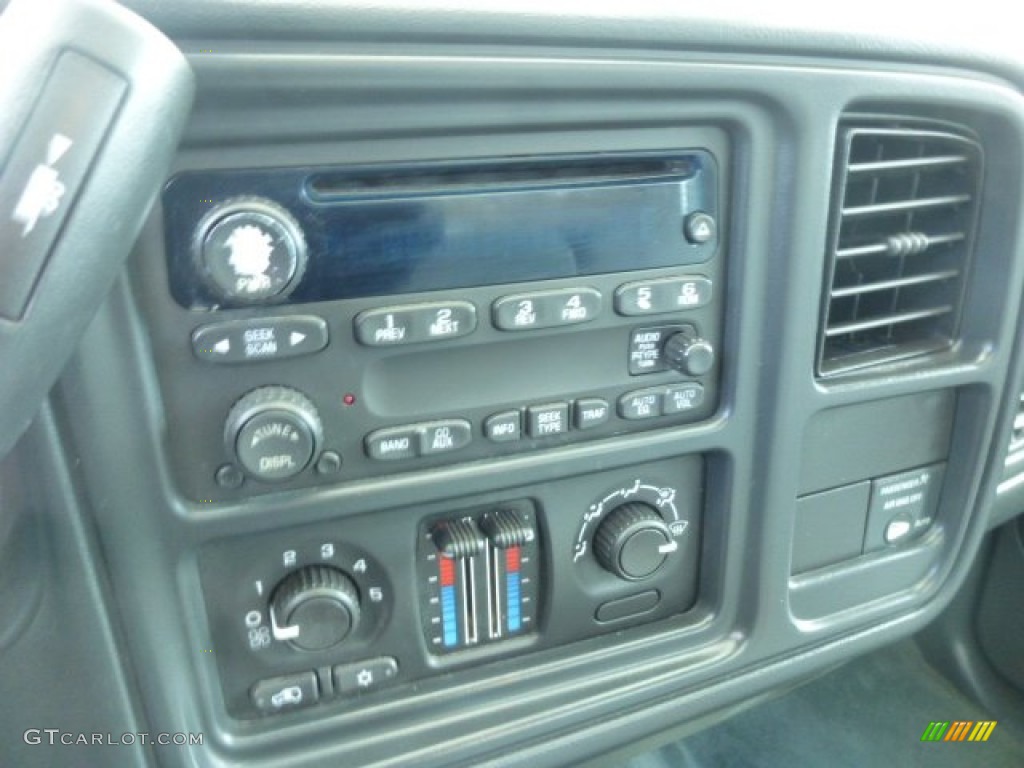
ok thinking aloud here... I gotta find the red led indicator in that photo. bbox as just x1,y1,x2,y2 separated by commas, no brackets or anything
506,546,521,572
342,393,357,406
439,555,456,586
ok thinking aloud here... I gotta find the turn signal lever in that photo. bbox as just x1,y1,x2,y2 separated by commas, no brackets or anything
0,0,193,458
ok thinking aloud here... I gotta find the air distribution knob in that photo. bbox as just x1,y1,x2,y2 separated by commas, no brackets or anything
225,386,323,482
270,565,361,652
593,502,677,581
663,327,715,377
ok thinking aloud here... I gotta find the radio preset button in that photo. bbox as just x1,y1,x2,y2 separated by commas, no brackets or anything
493,288,601,331
355,301,477,347
618,389,664,420
192,315,328,363
664,383,705,413
574,398,610,430
527,403,569,437
365,427,419,461
485,411,522,443
615,276,712,316
419,420,472,456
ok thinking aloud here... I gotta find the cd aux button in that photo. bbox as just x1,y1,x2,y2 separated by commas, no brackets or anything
419,420,472,456
493,288,601,331
355,301,476,347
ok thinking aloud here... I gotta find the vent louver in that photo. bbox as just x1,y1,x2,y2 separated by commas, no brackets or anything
818,124,983,377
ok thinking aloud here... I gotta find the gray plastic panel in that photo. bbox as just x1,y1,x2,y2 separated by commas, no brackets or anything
792,482,870,574
799,391,954,496
44,16,1024,768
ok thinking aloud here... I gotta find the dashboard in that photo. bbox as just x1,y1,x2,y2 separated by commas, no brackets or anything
3,1,1024,766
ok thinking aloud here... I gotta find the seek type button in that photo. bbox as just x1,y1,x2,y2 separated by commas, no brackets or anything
419,420,472,456
527,403,569,437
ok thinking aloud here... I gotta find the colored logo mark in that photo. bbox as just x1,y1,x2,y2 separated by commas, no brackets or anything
921,721,997,742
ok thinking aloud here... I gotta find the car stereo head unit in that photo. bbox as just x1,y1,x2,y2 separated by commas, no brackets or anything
163,152,719,309
154,150,726,499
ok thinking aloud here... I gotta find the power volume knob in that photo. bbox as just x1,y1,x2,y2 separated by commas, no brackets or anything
593,502,675,581
225,386,323,482
270,565,361,652
193,196,307,305
663,328,715,377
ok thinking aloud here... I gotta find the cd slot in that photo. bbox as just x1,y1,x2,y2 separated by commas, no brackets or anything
306,155,697,201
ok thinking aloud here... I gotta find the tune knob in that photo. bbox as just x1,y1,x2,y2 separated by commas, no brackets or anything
194,197,307,304
270,565,361,652
663,328,715,377
593,502,676,581
225,386,322,482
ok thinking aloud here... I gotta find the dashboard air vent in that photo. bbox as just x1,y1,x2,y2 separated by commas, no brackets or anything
818,124,983,377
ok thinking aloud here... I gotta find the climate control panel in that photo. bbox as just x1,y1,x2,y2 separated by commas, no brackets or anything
198,455,702,720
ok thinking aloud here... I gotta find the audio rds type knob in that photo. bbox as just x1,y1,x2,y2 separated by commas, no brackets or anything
270,566,361,652
663,327,715,377
193,197,307,304
593,502,676,581
225,386,322,482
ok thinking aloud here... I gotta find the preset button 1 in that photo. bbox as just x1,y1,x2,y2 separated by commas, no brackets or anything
355,301,477,347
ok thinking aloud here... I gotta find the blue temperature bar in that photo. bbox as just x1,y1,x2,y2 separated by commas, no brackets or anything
441,585,458,647
506,572,521,632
